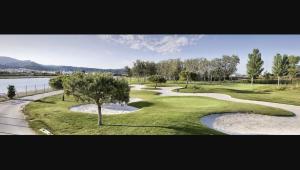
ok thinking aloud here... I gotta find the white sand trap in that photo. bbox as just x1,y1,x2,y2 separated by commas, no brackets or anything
70,98,143,115
201,113,300,135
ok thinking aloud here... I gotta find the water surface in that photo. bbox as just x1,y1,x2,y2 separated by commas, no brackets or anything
0,78,50,94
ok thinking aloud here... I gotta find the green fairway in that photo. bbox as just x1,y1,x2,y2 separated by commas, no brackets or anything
177,83,300,106
24,90,293,135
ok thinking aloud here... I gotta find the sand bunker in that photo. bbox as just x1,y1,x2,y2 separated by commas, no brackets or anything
201,113,300,135
70,98,143,115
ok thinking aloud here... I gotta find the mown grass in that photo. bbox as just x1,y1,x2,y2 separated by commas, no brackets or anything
24,90,293,135
177,83,300,106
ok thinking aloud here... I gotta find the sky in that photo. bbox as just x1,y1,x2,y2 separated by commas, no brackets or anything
0,34,300,74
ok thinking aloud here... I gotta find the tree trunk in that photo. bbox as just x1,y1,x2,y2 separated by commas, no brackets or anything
62,93,65,101
185,77,189,88
97,104,103,126
251,77,253,86
155,83,157,89
278,76,280,86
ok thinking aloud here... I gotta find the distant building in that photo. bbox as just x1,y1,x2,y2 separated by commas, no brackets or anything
230,73,248,79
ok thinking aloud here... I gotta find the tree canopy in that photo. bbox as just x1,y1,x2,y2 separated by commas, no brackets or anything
272,54,289,86
247,49,264,85
49,75,66,101
148,75,166,88
64,73,130,126
287,55,300,82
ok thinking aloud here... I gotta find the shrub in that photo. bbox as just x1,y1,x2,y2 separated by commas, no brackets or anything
148,75,167,88
7,85,16,99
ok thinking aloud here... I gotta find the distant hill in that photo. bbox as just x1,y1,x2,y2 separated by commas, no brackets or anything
0,56,124,74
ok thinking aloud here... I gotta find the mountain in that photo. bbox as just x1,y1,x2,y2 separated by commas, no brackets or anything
0,56,124,74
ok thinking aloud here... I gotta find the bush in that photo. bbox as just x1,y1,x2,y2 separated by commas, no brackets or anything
49,76,64,90
148,75,167,88
7,85,16,99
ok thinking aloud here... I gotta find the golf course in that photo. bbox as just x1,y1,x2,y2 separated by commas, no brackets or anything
2,35,300,135
24,83,297,135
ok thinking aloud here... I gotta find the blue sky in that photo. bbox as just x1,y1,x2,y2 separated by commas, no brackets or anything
0,34,300,74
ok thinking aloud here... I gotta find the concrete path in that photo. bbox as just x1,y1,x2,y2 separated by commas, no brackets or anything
132,84,300,135
0,91,63,135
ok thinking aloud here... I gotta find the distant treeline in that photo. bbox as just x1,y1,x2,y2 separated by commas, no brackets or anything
124,55,241,83
124,49,300,86
0,71,57,77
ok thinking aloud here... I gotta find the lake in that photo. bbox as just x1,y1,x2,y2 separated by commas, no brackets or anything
0,78,51,94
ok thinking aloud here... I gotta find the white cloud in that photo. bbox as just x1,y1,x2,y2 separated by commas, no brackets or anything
97,34,204,54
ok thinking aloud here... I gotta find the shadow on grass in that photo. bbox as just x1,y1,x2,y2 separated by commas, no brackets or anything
128,101,154,109
220,88,270,94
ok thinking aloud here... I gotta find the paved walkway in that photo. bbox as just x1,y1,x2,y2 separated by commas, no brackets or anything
132,84,300,135
0,91,63,135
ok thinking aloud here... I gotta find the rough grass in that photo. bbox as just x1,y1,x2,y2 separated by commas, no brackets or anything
24,90,294,135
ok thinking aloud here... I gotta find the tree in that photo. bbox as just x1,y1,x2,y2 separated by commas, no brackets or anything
144,61,157,77
124,66,133,82
198,58,210,81
148,75,166,88
49,75,66,101
157,59,182,81
184,59,199,71
179,70,197,88
247,49,264,85
272,54,289,86
7,85,16,99
210,58,224,81
169,59,183,81
222,55,240,80
287,55,300,83
132,60,147,83
64,73,130,126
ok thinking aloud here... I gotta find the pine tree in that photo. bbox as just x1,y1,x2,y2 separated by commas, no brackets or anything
247,49,264,85
272,54,289,86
